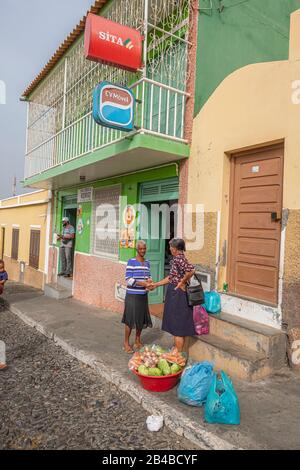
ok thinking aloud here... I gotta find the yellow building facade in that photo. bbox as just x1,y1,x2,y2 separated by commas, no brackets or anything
0,190,51,290
187,10,300,331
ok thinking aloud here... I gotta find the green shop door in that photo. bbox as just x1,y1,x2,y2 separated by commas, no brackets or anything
141,203,166,304
59,195,78,275
139,178,179,304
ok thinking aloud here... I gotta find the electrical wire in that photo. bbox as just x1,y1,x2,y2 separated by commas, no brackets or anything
198,0,289,37
199,0,251,11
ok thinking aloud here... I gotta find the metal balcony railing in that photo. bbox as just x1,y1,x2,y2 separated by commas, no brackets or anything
25,78,189,178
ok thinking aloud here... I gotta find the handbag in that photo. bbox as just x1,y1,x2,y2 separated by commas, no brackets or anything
186,273,205,307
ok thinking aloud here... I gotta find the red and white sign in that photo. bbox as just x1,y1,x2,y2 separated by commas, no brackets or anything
84,13,143,72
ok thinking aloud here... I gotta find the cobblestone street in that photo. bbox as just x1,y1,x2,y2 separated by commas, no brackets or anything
0,306,196,450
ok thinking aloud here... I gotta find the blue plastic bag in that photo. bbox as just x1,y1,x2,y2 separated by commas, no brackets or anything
204,291,221,314
177,362,215,407
204,371,240,425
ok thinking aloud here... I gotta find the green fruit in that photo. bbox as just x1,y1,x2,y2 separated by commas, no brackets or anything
158,359,171,376
154,346,166,356
171,363,182,374
138,365,149,376
148,367,163,376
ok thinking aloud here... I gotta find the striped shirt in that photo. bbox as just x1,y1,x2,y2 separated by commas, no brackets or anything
126,258,151,295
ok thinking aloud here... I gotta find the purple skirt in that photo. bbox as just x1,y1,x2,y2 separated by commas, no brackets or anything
162,284,196,337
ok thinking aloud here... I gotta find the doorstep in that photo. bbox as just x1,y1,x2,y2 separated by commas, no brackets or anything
220,293,282,329
44,283,73,300
189,311,287,381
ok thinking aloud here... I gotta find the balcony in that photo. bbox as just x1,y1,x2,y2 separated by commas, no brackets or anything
24,0,193,188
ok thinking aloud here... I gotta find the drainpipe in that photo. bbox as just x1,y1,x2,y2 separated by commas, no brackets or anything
141,0,149,131
215,210,221,290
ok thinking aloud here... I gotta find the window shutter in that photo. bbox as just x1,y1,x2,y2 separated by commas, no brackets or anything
29,230,40,270
11,229,19,260
140,178,179,203
62,195,78,207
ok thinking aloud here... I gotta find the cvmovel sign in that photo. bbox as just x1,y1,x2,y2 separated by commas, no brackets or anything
84,13,143,72
93,82,135,131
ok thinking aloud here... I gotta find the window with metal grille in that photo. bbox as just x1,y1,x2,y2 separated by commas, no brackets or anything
92,186,121,259
29,230,41,270
11,228,19,260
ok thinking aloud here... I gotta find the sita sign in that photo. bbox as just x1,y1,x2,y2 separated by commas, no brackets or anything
84,13,143,72
93,82,135,132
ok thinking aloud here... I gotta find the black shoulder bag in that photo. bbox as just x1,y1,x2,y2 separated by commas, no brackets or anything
186,273,205,307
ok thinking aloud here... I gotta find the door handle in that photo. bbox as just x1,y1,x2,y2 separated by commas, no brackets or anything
271,212,282,222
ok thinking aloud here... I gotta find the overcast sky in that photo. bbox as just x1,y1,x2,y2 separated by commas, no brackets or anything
0,0,95,199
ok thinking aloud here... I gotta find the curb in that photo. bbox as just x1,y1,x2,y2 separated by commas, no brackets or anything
9,303,240,450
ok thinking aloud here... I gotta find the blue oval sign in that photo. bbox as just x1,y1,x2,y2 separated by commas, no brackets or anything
93,81,135,132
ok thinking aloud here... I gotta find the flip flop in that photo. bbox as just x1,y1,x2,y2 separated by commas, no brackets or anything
133,343,143,351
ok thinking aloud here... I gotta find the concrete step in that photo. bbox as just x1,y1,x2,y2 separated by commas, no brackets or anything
188,334,280,382
44,283,72,300
208,312,287,368
57,276,73,290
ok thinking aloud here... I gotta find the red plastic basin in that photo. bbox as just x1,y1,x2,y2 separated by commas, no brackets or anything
132,369,183,392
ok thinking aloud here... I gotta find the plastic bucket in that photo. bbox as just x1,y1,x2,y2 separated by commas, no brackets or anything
132,369,183,392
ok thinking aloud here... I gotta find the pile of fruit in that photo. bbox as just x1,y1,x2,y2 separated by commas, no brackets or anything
129,345,187,377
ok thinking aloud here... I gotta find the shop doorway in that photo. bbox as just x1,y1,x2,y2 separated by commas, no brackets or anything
63,207,77,232
139,178,179,305
59,195,77,278
228,144,284,305
141,200,177,304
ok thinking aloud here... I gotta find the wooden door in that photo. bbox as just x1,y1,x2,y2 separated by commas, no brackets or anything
228,145,284,305
29,230,41,270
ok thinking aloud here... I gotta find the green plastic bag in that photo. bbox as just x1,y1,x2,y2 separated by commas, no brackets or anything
204,371,240,425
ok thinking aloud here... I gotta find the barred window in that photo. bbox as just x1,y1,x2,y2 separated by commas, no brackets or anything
92,186,121,259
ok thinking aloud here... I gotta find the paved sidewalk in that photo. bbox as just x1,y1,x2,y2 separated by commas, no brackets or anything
2,282,300,450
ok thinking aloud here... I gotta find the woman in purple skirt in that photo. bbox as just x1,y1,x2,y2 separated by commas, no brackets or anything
152,239,196,352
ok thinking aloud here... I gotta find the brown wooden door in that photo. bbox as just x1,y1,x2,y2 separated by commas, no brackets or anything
229,145,284,305
29,230,41,270
11,228,20,261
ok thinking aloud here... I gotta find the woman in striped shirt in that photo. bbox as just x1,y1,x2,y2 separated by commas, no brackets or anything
122,241,153,353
